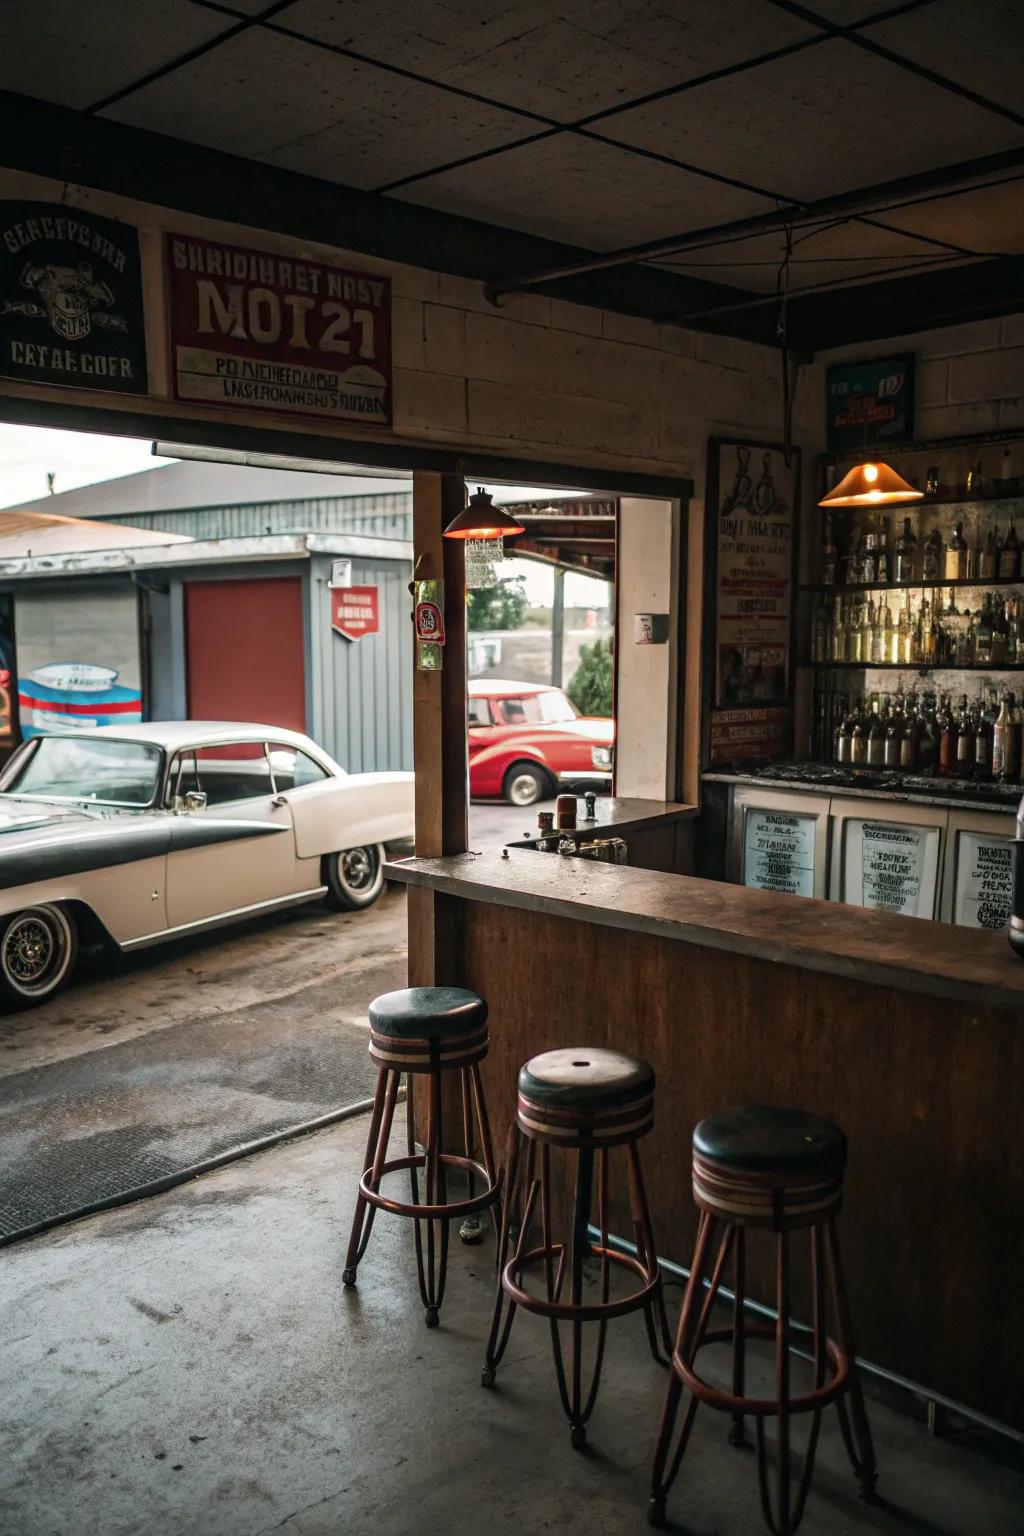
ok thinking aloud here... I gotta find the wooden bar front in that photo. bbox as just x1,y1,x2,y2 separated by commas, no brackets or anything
393,853,1024,1434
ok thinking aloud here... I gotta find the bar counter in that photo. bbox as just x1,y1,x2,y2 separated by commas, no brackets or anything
388,850,1024,1432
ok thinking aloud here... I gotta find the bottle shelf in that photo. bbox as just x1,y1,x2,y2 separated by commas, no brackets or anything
800,660,1024,671
802,576,1024,594
823,492,1024,511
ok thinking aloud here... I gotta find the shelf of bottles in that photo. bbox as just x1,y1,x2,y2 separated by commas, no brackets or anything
806,439,1024,781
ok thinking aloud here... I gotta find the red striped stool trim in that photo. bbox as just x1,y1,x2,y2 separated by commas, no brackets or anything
368,1024,489,1073
692,1151,844,1230
516,1088,654,1147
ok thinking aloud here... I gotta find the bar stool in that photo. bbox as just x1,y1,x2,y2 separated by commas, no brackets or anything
482,1047,671,1448
342,987,499,1327
648,1105,877,1533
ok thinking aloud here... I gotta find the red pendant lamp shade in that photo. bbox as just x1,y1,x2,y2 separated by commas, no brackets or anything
443,486,525,540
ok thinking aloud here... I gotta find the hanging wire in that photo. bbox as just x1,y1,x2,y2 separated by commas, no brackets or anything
775,212,798,467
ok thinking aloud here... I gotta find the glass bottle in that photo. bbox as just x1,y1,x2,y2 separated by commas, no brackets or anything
894,516,916,584
975,707,993,781
980,523,999,579
992,602,1009,666
945,520,968,581
851,701,869,767
925,465,940,499
975,596,994,665
956,700,975,780
922,528,942,581
884,699,902,768
965,460,985,498
999,518,1019,580
919,701,940,773
836,703,854,765
867,700,885,767
939,700,958,777
846,601,863,663
993,695,1013,779
899,595,914,665
1007,694,1023,782
831,596,846,662
899,705,919,771
860,598,875,662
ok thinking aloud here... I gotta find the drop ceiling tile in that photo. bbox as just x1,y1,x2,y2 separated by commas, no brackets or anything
284,0,820,121
862,0,1024,115
879,180,1024,255
799,0,907,21
654,216,957,293
0,0,229,110
391,134,776,252
101,27,538,190
599,38,1023,203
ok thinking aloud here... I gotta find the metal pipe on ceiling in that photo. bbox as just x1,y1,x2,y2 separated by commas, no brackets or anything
485,145,1024,301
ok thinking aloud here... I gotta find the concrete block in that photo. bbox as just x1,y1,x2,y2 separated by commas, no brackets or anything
949,347,1024,403
466,312,662,407
394,367,466,435
467,378,661,462
657,323,696,358
390,264,442,304
423,304,466,377
998,397,1024,430
917,357,949,408
601,311,661,348
817,318,1002,366
1000,313,1024,347
916,400,1000,437
437,272,493,314
391,297,425,372
548,297,603,337
695,330,777,377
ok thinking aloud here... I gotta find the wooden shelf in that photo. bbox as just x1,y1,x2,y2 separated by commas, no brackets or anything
800,660,1024,671
801,577,1024,593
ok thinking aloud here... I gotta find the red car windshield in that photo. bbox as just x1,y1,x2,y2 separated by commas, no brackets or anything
499,691,579,725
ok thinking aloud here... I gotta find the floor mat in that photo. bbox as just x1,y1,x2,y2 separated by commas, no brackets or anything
0,973,387,1245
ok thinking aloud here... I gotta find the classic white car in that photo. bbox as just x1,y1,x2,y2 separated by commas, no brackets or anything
0,721,414,1009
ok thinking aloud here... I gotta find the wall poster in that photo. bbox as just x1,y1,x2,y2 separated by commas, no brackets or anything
15,588,143,737
842,819,940,920
705,438,799,764
166,232,391,426
0,201,147,393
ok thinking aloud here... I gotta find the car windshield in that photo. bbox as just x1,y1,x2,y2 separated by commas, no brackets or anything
503,691,580,724
4,736,162,807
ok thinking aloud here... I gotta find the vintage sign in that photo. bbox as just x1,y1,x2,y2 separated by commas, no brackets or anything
331,585,379,641
166,232,391,425
0,202,147,394
826,354,915,453
743,809,816,898
15,587,143,735
706,439,799,765
953,832,1013,929
844,819,940,920
413,578,444,672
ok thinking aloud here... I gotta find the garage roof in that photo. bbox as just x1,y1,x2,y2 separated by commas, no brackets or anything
1,0,1022,348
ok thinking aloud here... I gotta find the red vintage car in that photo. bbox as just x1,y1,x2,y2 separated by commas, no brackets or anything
468,679,614,806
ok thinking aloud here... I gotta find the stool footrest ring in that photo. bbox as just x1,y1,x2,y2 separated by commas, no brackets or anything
675,1323,851,1416
359,1152,498,1221
502,1243,661,1323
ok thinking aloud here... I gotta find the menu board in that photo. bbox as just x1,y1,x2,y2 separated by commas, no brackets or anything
707,440,798,763
743,809,817,898
843,819,940,919
954,832,1014,930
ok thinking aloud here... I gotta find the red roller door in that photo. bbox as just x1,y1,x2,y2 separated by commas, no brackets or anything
185,577,305,732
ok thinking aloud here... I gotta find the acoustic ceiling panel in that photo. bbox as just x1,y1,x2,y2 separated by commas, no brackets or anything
101,26,537,190
0,0,228,111
285,0,820,122
599,38,1023,204
862,0,1024,115
391,132,776,252
880,179,1024,255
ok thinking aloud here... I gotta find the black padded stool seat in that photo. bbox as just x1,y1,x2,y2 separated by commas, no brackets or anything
519,1047,654,1109
369,986,488,1038
693,1105,846,1175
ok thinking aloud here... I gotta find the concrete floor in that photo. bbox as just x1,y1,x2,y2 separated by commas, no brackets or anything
2,1115,1021,1536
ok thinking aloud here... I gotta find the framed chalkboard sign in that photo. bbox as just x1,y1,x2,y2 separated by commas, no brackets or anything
826,353,915,453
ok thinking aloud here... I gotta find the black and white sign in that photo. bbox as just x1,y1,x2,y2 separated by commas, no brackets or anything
744,810,816,898
0,202,147,394
954,832,1013,930
844,819,940,919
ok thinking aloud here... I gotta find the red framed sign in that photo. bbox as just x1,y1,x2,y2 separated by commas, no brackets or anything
331,585,380,641
165,233,391,426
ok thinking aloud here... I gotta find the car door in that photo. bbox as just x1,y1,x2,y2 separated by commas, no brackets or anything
164,741,305,930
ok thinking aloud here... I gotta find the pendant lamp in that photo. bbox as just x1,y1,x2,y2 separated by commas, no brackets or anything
443,486,525,540
818,461,923,508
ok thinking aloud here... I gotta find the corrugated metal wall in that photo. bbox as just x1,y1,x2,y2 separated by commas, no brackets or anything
308,552,412,773
107,494,411,542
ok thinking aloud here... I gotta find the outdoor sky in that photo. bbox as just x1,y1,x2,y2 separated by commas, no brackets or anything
0,424,610,609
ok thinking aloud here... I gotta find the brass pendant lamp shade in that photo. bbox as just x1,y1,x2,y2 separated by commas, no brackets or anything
818,461,923,508
443,486,525,540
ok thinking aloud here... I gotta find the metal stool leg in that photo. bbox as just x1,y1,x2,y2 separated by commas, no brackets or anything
417,1056,450,1327
342,1067,396,1286
482,1131,534,1386
826,1216,878,1501
730,1226,747,1448
627,1139,672,1359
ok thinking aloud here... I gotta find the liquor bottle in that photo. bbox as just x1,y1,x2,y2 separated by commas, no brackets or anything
831,596,846,662
999,518,1020,580
925,465,940,499
899,706,919,771
958,611,976,667
867,701,886,767
1008,598,1021,664
939,699,958,777
922,529,942,581
976,596,994,665
945,520,968,580
965,460,985,498
860,598,874,662
836,703,854,765
975,708,993,781
998,447,1016,497
992,602,1009,666
993,695,1013,779
980,524,999,579
899,594,915,664
821,511,837,586
919,702,940,773
851,701,869,767
956,700,975,780
894,516,916,583
884,699,902,767
846,601,863,663
1008,694,1023,781
875,518,891,584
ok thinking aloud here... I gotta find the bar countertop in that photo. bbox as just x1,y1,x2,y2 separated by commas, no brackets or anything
386,850,1024,1013
498,795,698,850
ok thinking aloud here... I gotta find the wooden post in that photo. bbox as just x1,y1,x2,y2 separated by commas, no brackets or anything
409,471,468,989
551,565,565,687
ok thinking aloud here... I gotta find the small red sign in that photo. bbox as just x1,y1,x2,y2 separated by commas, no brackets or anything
332,585,379,641
415,600,445,644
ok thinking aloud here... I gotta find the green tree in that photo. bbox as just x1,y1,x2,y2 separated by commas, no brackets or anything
467,576,527,631
567,637,613,717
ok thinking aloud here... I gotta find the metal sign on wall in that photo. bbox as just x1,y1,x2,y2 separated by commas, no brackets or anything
826,353,915,453
0,202,147,394
331,585,380,640
165,232,391,426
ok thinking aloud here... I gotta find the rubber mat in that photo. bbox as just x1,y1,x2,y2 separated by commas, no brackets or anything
0,973,385,1245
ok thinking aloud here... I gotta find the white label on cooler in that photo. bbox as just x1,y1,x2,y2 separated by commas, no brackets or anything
954,832,1013,930
743,810,816,898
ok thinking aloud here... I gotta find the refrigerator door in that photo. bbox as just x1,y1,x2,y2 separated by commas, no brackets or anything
943,807,1016,929
730,786,831,900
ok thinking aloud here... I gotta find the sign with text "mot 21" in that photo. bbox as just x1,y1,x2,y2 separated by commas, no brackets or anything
165,233,391,426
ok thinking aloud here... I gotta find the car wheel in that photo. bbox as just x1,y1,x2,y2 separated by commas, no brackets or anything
324,845,386,911
0,904,78,1009
503,763,552,808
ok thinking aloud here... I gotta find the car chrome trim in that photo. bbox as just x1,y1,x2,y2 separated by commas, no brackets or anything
120,887,329,950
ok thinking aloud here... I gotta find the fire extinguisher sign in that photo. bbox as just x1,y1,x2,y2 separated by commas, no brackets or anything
331,585,379,640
